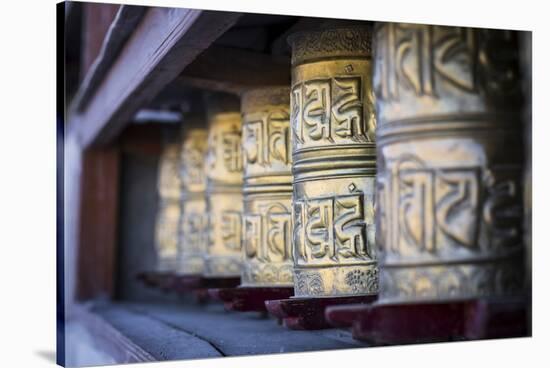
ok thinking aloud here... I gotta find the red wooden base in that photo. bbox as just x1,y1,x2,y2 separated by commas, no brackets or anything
325,297,529,345
167,275,241,303
208,287,294,312
193,289,211,304
136,271,176,291
171,275,241,292
265,295,377,330
137,273,240,304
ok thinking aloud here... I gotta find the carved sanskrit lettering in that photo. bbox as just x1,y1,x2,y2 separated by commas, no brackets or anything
222,131,243,172
304,197,334,258
182,145,205,186
294,191,372,264
378,156,522,256
483,179,522,249
244,214,261,258
333,77,364,139
182,211,207,253
221,211,242,251
158,149,181,200
375,24,478,101
243,112,290,167
303,80,331,141
244,203,291,263
334,194,367,257
292,76,370,147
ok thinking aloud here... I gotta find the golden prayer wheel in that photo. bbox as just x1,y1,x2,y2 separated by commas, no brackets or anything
177,117,209,276
289,25,378,298
155,142,182,272
240,87,293,287
373,23,525,303
204,94,244,278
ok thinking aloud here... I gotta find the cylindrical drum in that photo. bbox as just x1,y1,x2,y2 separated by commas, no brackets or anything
155,142,182,272
177,118,209,276
289,25,378,298
373,23,525,303
241,87,293,287
204,94,244,277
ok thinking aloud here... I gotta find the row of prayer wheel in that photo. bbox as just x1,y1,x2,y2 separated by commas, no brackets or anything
154,22,528,305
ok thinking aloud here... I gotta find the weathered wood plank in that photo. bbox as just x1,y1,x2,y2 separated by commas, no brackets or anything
69,8,242,148
125,302,366,356
71,304,156,364
80,3,123,78
90,304,223,361
80,301,367,363
75,5,146,111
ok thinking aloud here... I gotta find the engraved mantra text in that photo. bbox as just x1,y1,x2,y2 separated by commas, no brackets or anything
182,210,207,253
378,157,522,255
244,113,290,167
375,24,478,100
292,76,370,146
208,131,242,173
244,203,291,262
209,211,242,251
182,145,205,186
294,192,373,263
222,131,242,172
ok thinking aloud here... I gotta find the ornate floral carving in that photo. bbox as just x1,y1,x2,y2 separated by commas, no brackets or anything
345,267,379,294
379,262,525,302
295,272,325,296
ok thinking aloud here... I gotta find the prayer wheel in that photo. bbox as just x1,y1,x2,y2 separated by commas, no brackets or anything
240,87,294,287
155,142,182,272
204,94,244,278
289,25,378,297
177,117,209,276
373,23,525,303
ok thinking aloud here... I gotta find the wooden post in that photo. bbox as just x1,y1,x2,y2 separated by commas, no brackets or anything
76,148,120,300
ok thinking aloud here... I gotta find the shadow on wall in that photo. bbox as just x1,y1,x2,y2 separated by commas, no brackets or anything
35,350,56,364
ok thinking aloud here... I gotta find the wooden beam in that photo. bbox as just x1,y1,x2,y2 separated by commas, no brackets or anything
69,8,242,148
80,3,123,78
178,46,291,95
75,5,146,111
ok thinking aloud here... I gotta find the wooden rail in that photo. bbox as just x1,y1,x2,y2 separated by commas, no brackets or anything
68,7,242,148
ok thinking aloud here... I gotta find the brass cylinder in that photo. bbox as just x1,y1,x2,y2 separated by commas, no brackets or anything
289,26,378,298
241,87,293,287
155,142,182,272
373,23,525,303
177,119,209,276
204,94,244,277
